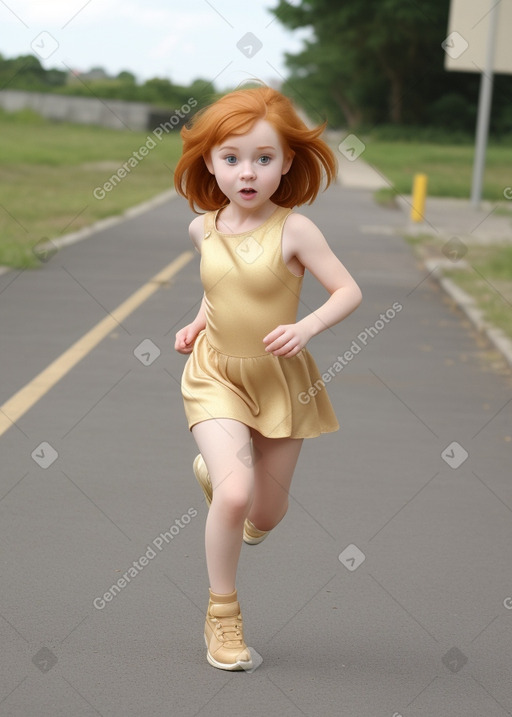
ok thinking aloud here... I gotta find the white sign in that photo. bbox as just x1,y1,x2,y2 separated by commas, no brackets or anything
444,0,512,74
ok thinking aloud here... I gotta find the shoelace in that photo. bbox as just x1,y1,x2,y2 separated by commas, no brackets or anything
212,615,243,647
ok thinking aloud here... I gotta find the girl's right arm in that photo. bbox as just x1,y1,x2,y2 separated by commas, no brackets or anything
174,215,206,354
174,296,206,354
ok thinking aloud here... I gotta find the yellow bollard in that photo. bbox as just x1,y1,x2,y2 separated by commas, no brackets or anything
410,173,428,223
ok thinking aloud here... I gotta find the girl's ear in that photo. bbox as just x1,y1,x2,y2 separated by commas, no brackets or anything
282,151,294,176
203,153,214,174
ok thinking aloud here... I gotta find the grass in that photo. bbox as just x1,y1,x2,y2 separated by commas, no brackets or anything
447,244,512,340
2,107,511,283
373,187,400,208
363,139,512,201
404,235,512,340
364,135,512,344
0,109,182,268
446,270,512,341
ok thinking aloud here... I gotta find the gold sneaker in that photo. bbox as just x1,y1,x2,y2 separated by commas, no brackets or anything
243,519,269,545
193,454,270,546
204,589,253,671
193,454,212,507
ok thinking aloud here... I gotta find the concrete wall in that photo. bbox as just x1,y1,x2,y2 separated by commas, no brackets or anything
0,90,152,131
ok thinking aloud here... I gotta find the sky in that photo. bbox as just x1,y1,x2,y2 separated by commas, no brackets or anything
0,0,311,89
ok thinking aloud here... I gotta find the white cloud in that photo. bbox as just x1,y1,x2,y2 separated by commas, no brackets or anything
149,34,181,61
0,0,308,86
116,3,211,29
3,0,209,29
4,0,116,26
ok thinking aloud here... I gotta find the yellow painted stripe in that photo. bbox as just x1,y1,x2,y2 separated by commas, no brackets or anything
0,251,194,438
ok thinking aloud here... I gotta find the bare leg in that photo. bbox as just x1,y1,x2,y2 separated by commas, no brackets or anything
247,431,303,532
192,419,254,594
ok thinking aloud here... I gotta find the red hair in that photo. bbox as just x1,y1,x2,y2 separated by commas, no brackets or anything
173,87,337,213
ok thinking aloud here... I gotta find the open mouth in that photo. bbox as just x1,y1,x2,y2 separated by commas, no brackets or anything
240,188,257,196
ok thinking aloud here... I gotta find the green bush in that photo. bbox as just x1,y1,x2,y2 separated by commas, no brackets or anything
427,93,477,132
0,107,47,124
367,124,473,144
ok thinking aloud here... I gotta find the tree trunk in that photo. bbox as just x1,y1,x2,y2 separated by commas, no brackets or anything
388,74,403,124
332,87,362,128
377,52,403,124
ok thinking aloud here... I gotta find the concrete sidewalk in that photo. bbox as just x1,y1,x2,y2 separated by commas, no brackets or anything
337,152,512,368
0,182,511,716
398,194,512,245
337,150,512,243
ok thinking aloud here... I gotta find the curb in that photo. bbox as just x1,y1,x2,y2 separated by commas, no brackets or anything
0,188,178,275
424,259,512,370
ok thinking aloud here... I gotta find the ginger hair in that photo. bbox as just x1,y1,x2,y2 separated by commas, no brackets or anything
173,87,337,213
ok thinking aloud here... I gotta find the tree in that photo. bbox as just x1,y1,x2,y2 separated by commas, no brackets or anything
0,53,219,118
117,71,136,84
0,53,66,90
271,0,455,127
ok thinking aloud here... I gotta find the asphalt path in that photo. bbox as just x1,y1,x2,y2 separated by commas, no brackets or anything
1,184,511,716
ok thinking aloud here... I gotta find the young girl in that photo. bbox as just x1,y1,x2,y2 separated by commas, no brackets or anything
174,87,362,671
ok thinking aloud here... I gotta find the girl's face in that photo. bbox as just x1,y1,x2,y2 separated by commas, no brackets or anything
204,119,293,210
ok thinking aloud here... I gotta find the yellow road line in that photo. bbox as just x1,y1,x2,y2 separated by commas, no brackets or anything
0,251,194,438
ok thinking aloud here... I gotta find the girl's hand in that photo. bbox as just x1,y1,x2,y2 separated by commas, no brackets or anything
263,322,312,358
175,324,201,354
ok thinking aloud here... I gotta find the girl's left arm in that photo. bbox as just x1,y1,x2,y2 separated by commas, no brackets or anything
263,214,362,358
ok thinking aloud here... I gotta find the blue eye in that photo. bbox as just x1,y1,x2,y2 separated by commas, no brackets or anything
225,155,237,165
259,156,271,165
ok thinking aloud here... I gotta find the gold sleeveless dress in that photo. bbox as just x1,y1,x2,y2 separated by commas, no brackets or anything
181,205,339,439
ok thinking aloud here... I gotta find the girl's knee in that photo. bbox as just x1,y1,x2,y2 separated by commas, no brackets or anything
212,485,253,521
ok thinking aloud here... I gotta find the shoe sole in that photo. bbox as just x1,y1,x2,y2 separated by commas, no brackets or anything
204,634,253,671
242,530,269,545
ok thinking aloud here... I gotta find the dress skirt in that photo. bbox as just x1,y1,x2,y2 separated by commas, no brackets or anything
181,331,339,439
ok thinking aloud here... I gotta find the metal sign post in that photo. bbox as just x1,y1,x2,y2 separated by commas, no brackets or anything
444,0,512,207
470,1,499,207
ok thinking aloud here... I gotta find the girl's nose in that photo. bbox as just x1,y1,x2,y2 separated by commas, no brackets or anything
239,162,256,180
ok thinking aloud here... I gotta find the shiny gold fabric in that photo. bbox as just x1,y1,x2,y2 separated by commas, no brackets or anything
181,205,339,438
